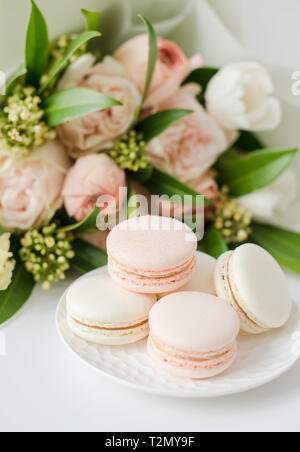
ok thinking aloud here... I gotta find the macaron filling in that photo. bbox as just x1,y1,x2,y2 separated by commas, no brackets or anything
109,255,196,279
108,255,197,291
68,315,149,339
149,335,237,371
71,316,148,331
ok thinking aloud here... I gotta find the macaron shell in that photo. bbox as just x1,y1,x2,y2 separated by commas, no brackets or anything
230,244,292,329
148,337,238,380
149,292,240,353
107,215,197,274
214,252,267,334
108,255,196,294
67,275,156,325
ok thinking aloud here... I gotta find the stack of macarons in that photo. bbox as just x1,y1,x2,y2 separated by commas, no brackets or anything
66,215,293,381
67,215,198,348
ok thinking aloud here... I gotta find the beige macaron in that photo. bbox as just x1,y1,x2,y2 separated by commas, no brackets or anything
214,244,292,334
67,274,157,345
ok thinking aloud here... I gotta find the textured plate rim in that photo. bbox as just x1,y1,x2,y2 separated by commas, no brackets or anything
55,268,300,399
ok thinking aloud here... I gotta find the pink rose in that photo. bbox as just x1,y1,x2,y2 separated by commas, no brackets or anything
189,173,219,202
0,141,70,231
57,55,141,158
147,85,228,182
62,154,126,222
114,35,202,109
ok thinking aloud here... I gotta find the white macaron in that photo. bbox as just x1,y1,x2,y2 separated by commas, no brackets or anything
67,274,157,345
158,252,217,299
214,244,292,334
181,251,217,295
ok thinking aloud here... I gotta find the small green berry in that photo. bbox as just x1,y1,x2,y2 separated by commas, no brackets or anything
20,222,75,290
109,130,151,172
210,186,253,245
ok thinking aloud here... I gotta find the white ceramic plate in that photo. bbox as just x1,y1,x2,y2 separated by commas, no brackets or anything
56,267,300,398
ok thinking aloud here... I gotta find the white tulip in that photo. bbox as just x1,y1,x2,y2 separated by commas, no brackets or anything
239,171,298,223
206,62,282,132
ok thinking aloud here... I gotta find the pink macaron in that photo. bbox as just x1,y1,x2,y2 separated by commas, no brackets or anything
148,292,240,380
107,215,197,294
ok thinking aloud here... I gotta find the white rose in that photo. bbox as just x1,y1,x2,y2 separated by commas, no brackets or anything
239,171,298,223
206,62,282,132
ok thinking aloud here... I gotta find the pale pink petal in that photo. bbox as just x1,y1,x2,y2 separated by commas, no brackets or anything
57,57,141,158
147,86,228,182
62,154,126,222
0,141,70,231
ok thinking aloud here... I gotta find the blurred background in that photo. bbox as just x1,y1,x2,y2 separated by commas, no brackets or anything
210,0,299,68
1,0,299,69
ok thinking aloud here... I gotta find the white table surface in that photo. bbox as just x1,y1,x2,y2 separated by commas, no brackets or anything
1,0,300,432
0,271,299,433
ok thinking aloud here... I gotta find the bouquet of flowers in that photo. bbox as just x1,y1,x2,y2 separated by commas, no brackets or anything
0,0,299,324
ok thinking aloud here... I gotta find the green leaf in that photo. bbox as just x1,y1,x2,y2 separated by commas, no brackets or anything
81,9,100,31
71,239,108,274
43,87,122,127
5,63,27,97
216,148,241,165
130,165,154,183
59,205,100,234
145,168,211,207
25,0,49,87
215,148,298,196
54,207,75,228
198,225,228,259
183,67,218,105
127,179,139,219
184,67,219,92
134,15,157,120
136,109,193,142
234,130,264,152
0,236,35,325
39,31,101,94
251,223,300,275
